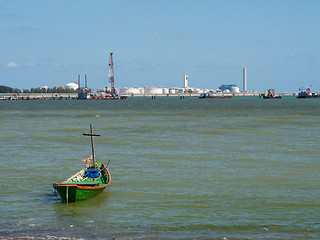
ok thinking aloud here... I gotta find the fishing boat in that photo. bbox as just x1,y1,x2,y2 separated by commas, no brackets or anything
297,88,320,98
53,124,111,202
261,89,282,99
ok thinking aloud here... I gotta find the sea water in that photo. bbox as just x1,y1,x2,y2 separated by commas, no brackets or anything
0,97,319,239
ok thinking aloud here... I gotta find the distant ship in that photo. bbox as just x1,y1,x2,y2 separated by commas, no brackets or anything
297,88,320,98
261,89,282,99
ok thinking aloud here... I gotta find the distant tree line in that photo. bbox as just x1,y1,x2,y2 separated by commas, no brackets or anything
0,85,21,93
0,85,78,93
24,87,78,93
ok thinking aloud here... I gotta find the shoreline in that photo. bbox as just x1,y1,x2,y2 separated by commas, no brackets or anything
0,92,297,100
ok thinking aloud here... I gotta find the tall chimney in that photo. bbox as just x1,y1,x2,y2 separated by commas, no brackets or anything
78,74,80,93
184,75,188,88
85,74,87,89
243,68,247,92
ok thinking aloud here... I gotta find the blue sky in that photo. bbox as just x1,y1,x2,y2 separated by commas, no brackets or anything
1,0,320,92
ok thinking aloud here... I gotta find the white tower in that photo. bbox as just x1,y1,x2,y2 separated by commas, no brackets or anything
243,68,247,92
184,75,189,88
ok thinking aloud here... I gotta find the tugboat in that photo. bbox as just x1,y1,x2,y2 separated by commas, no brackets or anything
297,88,320,98
262,89,282,99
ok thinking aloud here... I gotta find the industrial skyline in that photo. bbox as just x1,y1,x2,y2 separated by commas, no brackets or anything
69,69,246,94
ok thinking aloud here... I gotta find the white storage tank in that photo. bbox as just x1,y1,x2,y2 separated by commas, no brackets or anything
169,88,176,94
65,82,79,90
163,88,169,94
144,87,163,95
119,87,141,95
118,88,128,94
169,87,183,94
231,87,240,93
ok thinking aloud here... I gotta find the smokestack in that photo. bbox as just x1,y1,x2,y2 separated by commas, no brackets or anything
243,68,247,92
184,75,188,88
78,74,80,93
85,74,87,89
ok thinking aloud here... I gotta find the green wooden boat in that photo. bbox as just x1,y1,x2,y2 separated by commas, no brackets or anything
53,124,111,202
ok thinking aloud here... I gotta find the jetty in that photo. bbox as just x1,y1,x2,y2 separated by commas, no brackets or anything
0,92,298,100
0,93,78,100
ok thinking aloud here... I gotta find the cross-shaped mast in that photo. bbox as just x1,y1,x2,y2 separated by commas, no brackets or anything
83,124,100,168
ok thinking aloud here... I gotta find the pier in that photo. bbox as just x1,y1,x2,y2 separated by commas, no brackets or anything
0,93,78,100
0,92,297,100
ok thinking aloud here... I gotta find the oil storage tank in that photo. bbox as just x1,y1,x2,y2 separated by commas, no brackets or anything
144,87,163,95
65,82,79,90
231,86,240,93
163,88,169,94
119,87,141,95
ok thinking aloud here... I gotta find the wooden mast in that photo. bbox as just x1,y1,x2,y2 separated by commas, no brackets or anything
83,124,100,168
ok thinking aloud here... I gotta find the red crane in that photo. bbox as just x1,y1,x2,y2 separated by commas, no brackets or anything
108,52,115,94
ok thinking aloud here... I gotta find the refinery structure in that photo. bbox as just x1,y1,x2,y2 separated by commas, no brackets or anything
66,69,245,97
0,52,305,100
4,52,263,99
61,65,248,98
116,62,247,96
65,53,250,97
117,73,242,97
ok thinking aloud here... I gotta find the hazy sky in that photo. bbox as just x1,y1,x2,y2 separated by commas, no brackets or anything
1,0,320,92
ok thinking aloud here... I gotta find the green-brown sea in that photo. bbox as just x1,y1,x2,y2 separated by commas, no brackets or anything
0,97,319,240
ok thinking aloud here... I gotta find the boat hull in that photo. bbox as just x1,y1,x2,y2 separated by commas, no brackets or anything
54,160,111,202
297,95,320,98
55,184,107,202
199,96,232,99
263,95,282,99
